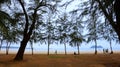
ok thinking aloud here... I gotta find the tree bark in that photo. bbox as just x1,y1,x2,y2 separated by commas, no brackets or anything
114,0,120,24
114,0,120,41
14,38,28,61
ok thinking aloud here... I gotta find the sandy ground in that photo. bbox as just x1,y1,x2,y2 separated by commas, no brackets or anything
0,54,120,67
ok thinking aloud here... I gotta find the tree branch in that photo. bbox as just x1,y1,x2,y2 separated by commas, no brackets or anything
95,0,116,29
114,0,120,25
18,0,29,36
27,2,44,38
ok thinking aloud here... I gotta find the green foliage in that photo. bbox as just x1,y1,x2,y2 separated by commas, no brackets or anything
0,0,11,4
0,11,11,32
0,10,16,38
69,32,85,47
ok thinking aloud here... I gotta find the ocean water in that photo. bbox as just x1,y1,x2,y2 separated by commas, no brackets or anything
0,42,120,54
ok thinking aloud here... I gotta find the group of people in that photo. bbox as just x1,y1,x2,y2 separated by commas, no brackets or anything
54,49,110,55
74,48,109,55
103,49,109,54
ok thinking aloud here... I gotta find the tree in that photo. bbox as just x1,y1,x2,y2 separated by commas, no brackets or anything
86,15,99,54
98,22,118,54
6,41,11,55
95,0,120,41
78,0,120,41
69,32,84,55
68,0,119,54
68,9,85,55
4,22,19,55
59,32,68,55
14,0,58,60
69,19,84,55
78,0,120,54
46,18,54,55
0,0,10,4
57,12,70,55
0,1,17,53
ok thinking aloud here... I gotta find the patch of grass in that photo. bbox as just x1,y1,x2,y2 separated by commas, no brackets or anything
74,55,80,58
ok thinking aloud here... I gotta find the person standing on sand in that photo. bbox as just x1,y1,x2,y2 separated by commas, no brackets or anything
74,52,77,55
103,49,105,54
55,50,57,55
103,49,109,54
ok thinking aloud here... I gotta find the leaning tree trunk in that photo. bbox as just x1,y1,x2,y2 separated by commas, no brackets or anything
13,0,30,61
14,0,39,61
77,43,80,55
97,0,120,41
64,43,67,55
114,0,120,41
14,29,35,61
109,40,113,54
14,38,29,61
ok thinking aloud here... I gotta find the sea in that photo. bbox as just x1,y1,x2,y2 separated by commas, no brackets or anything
0,40,120,54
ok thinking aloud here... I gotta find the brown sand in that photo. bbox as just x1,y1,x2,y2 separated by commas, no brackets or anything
0,54,120,67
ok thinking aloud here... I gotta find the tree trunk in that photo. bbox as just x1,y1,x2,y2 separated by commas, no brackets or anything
14,39,28,61
47,39,50,55
114,0,120,26
30,43,33,55
64,43,67,55
13,0,30,61
6,42,8,55
6,42,11,55
14,0,38,61
94,40,97,54
0,39,3,50
77,43,80,55
109,40,113,54
110,0,120,41
111,0,120,41
47,43,50,55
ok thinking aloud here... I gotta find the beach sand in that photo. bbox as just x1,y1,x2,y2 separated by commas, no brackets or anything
0,54,120,67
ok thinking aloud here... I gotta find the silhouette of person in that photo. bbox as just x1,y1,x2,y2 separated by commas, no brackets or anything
55,50,57,55
74,52,77,55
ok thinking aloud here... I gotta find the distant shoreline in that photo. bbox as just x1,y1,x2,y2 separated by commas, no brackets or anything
0,50,120,54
